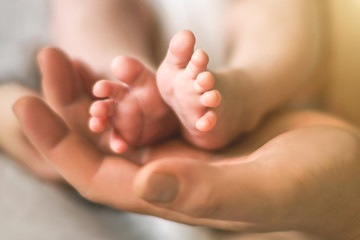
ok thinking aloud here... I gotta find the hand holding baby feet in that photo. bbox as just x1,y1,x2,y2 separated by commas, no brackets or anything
89,56,179,153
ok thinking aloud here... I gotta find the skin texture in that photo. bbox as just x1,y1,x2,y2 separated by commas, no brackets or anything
12,48,360,239
1,0,360,239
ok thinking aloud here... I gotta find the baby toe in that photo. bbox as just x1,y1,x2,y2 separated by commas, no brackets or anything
89,117,108,133
110,130,128,153
195,111,217,132
185,49,209,79
200,90,221,108
90,99,114,118
93,80,128,100
166,30,196,68
194,71,215,93
111,56,144,85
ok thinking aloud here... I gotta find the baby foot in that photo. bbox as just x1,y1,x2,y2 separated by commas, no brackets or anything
89,56,179,153
157,30,257,150
157,30,226,149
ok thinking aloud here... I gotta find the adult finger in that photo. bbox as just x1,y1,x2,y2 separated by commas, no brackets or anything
38,47,96,130
13,96,154,210
13,97,102,189
38,47,90,133
73,58,101,97
38,47,113,152
39,47,84,106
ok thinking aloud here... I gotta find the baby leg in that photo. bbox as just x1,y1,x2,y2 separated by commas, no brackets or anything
223,0,325,115
156,0,325,149
52,0,159,76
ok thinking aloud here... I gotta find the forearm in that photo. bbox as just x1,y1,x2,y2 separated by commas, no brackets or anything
225,0,324,113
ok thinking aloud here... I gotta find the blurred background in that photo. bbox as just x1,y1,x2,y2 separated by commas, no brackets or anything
0,0,49,88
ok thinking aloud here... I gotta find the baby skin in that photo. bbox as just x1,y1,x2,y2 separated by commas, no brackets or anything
88,0,324,153
90,31,249,152
89,55,179,153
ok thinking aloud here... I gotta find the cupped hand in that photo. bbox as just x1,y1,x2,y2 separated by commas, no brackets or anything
14,48,360,239
39,47,114,154
14,93,360,239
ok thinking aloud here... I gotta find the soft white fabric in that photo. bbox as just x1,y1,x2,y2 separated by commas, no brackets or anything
0,0,227,87
149,0,227,68
0,0,49,87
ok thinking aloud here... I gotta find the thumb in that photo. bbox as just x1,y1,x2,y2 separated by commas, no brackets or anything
134,158,280,223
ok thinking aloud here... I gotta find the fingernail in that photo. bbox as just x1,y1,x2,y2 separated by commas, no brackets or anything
140,173,179,203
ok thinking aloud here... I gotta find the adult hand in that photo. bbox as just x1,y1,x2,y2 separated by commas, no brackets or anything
0,48,113,181
38,48,112,154
14,48,360,239
39,48,148,160
0,83,61,180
